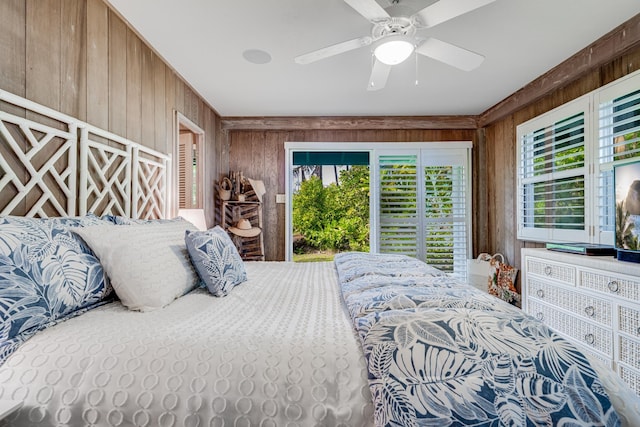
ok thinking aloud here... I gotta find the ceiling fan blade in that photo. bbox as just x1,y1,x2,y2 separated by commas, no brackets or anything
367,59,392,91
414,0,496,28
416,38,484,71
344,0,390,22
295,36,372,65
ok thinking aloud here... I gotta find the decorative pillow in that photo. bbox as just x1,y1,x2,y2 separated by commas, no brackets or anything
185,226,247,297
73,221,199,311
0,214,113,366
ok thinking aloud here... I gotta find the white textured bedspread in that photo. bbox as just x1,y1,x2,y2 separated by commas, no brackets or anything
0,262,373,427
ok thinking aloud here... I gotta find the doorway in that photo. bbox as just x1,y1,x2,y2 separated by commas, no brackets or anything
173,112,205,213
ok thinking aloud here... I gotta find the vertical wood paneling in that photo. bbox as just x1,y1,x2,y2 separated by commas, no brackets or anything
26,0,60,110
164,70,176,148
472,129,488,255
263,133,279,261
86,0,108,129
0,0,26,101
275,132,287,261
175,79,185,122
125,27,141,143
140,44,154,147
153,54,166,153
108,9,126,137
204,108,217,227
60,0,86,120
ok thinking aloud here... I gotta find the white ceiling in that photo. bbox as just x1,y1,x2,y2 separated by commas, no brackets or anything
106,0,640,117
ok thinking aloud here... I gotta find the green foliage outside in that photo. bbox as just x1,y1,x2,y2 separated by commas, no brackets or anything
614,130,640,161
292,166,369,252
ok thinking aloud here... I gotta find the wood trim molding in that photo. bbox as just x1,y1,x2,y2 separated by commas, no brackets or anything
221,115,479,131
479,13,640,127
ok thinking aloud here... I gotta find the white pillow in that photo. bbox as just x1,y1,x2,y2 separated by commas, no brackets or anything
73,221,199,311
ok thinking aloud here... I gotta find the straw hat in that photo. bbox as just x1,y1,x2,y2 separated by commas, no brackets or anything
229,218,261,237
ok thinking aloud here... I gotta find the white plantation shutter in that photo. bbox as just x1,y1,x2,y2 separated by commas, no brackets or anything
517,97,590,242
178,140,187,208
178,132,202,209
377,153,420,257
422,150,469,274
375,147,471,276
596,81,640,244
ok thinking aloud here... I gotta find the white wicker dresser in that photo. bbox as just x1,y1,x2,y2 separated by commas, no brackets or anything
521,248,640,396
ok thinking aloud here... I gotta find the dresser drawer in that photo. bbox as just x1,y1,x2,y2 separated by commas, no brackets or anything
525,257,576,286
619,305,640,338
580,269,640,302
620,335,640,371
528,299,613,356
526,278,612,327
618,364,640,396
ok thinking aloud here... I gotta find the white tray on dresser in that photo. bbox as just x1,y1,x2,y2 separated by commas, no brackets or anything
522,247,640,396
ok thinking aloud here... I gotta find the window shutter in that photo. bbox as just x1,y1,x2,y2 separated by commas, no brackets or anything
422,151,469,274
517,98,589,242
178,140,187,208
178,133,201,209
375,147,471,276
596,84,640,244
377,153,419,257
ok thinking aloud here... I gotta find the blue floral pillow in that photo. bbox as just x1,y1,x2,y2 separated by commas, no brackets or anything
0,214,113,365
185,226,247,297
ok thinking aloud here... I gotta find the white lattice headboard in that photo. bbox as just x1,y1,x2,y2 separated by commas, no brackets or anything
0,89,171,219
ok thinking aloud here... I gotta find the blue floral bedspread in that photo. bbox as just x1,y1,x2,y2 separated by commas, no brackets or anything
334,252,620,427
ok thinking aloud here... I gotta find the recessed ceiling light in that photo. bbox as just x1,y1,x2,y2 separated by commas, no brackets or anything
243,49,272,64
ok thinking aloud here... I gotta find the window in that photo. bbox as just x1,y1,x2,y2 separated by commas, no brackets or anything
517,70,640,244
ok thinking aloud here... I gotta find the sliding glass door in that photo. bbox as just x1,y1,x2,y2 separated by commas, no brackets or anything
285,142,471,277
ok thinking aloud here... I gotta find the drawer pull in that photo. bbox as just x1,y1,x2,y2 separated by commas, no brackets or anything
584,306,595,317
536,312,544,321
544,266,552,276
584,333,595,345
607,280,619,293
536,289,545,298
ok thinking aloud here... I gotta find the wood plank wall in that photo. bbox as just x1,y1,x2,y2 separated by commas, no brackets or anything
0,0,221,225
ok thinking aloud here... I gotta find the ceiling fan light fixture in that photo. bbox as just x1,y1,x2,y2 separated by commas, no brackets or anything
374,36,414,65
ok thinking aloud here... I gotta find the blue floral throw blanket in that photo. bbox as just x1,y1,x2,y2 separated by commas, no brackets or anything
334,252,620,427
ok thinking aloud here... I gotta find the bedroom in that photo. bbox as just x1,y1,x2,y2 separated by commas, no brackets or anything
2,0,640,425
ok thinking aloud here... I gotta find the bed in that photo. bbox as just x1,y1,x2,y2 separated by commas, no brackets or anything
1,90,639,427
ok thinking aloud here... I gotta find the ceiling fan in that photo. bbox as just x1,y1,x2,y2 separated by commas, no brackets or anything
294,0,495,91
